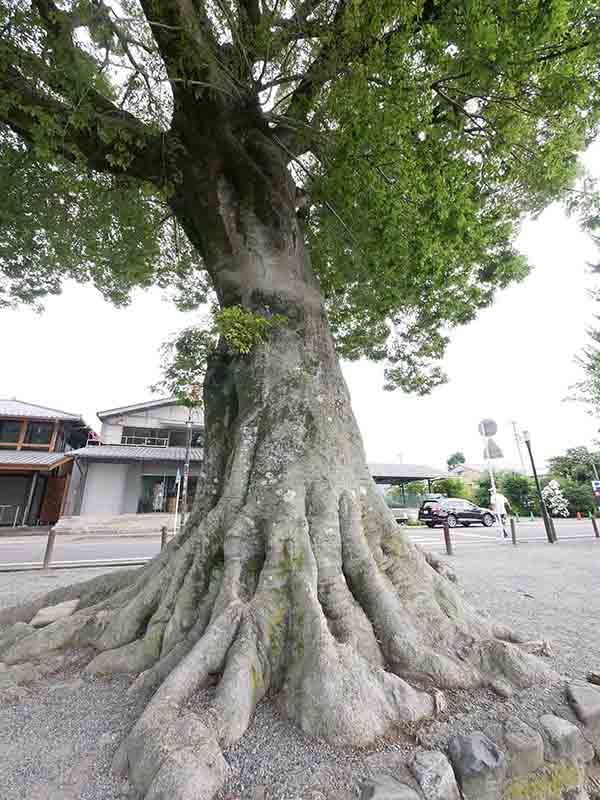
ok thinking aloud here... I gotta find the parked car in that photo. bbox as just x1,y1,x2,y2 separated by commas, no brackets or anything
418,498,495,528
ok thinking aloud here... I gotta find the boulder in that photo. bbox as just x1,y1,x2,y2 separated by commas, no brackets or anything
448,732,506,800
30,599,79,628
567,682,600,727
484,718,544,779
360,775,422,800
0,622,34,650
539,714,594,764
408,751,460,800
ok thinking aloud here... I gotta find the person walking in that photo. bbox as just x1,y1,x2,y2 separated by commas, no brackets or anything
491,490,511,538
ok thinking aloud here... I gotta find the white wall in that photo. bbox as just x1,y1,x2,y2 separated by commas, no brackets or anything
99,403,204,440
81,462,128,515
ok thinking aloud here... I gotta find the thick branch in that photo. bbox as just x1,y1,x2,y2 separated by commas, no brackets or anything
137,0,221,81
0,63,165,184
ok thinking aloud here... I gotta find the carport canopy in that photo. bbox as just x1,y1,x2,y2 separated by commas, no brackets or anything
368,462,447,490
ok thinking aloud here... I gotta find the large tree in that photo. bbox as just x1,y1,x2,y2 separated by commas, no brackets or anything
1,1,600,797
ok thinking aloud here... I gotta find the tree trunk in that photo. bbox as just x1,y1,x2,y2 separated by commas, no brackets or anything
0,165,552,800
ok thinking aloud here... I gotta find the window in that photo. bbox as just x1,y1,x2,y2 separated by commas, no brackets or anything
121,427,169,447
0,419,21,443
24,422,53,445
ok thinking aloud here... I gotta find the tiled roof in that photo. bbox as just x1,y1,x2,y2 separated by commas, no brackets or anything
68,445,203,463
0,398,82,421
97,397,177,419
0,451,73,468
368,462,447,481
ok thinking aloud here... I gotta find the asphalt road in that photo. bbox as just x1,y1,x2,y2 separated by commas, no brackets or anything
406,516,599,552
0,535,161,567
0,518,597,567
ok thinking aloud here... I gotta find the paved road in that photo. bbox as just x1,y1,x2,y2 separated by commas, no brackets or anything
405,517,599,553
0,518,597,567
0,535,162,566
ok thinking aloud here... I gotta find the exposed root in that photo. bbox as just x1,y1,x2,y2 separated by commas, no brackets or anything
0,476,554,800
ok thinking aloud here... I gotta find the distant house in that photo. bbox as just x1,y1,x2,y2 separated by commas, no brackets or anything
447,463,487,485
0,399,90,526
62,398,204,522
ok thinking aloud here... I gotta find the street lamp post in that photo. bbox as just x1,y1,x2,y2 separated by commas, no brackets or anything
522,430,555,544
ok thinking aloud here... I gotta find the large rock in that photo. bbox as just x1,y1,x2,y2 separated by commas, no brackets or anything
0,622,34,651
448,732,506,800
567,682,600,727
408,751,460,800
539,714,594,764
360,775,422,800
485,718,544,778
30,599,79,628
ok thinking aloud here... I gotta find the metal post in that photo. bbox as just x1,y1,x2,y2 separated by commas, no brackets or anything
161,525,168,551
443,519,454,556
523,437,555,543
180,409,193,529
22,472,39,527
592,515,600,539
510,516,517,546
511,420,527,473
43,528,57,568
549,516,558,542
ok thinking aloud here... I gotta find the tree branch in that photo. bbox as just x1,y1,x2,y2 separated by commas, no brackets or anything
273,1,447,154
0,62,166,185
137,0,221,81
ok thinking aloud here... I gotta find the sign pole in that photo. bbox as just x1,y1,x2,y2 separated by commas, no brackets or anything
173,470,182,538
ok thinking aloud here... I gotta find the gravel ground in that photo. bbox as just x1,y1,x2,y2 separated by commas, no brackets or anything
0,540,598,800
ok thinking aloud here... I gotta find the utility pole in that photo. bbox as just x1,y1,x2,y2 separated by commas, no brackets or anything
522,430,555,543
179,407,193,530
511,420,527,473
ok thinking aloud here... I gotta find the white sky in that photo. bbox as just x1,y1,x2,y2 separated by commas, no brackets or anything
2,153,599,472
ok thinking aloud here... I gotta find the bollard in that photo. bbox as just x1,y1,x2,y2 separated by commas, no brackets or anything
43,528,57,568
510,516,517,546
593,516,600,540
576,511,582,520
442,519,454,556
161,525,168,551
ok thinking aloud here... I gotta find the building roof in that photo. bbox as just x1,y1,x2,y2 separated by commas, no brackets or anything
69,444,203,463
368,462,448,483
0,451,73,469
97,397,177,420
0,398,82,421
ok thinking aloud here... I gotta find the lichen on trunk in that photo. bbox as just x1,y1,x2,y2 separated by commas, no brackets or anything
0,176,553,800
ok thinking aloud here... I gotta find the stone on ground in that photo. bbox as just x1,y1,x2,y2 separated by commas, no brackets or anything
447,732,506,800
539,714,595,764
360,774,422,800
30,599,79,628
408,751,460,800
484,718,544,779
568,682,600,727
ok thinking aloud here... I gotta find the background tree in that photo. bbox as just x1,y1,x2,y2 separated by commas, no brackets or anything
432,477,469,500
548,446,600,483
558,478,595,516
501,472,535,516
446,452,466,470
2,2,600,798
542,479,570,518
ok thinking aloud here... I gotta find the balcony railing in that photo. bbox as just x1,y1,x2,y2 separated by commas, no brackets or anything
121,435,169,447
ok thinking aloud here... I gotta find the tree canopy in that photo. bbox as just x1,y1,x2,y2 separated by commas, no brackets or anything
446,451,466,469
2,0,600,391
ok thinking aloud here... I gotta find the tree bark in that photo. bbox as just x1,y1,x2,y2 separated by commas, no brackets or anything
0,156,553,800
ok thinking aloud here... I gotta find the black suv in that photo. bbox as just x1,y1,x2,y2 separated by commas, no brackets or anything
418,498,495,528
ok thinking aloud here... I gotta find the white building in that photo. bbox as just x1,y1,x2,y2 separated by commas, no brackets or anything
60,398,203,531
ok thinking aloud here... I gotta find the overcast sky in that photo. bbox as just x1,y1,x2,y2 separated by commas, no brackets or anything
2,150,599,472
